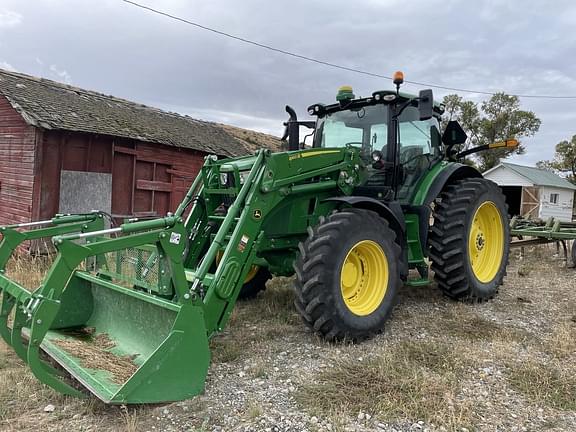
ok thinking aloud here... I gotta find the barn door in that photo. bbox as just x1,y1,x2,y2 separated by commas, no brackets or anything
133,160,172,217
112,146,174,221
168,169,198,218
111,151,134,220
520,187,540,218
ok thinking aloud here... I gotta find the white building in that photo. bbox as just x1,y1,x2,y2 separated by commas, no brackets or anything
483,162,576,222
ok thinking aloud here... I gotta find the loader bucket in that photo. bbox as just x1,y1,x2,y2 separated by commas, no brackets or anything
0,215,212,404
34,273,210,404
1,269,211,404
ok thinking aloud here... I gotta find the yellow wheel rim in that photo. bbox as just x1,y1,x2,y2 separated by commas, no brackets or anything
340,240,389,316
468,201,504,283
243,264,259,283
216,251,259,283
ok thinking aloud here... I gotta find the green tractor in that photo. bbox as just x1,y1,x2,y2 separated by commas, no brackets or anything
0,74,512,404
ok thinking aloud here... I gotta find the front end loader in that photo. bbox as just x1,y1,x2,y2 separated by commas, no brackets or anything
0,74,512,403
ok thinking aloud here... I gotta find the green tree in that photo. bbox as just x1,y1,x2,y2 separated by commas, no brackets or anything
442,93,541,171
536,135,576,184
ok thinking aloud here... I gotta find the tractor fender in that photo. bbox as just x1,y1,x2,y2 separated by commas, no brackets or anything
422,163,482,206
324,197,408,279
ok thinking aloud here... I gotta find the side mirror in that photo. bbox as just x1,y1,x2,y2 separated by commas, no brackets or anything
418,89,433,121
442,120,468,147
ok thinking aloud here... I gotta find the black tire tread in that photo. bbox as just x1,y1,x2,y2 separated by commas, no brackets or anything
429,177,509,301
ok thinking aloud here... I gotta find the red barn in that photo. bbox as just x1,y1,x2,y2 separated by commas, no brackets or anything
0,69,280,226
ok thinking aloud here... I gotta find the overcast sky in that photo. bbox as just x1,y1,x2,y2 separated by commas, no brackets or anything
1,0,575,165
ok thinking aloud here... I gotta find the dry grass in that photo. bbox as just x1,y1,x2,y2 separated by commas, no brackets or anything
0,343,65,424
4,253,53,290
502,319,576,411
423,304,529,343
236,277,301,327
211,278,300,364
54,332,139,384
544,321,576,359
210,339,244,363
506,359,576,411
297,340,474,430
120,405,140,432
244,400,263,419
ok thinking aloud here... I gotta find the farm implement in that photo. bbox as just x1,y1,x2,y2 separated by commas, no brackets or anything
510,216,576,265
0,74,514,403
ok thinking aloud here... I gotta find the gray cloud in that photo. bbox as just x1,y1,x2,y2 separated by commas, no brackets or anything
0,0,575,164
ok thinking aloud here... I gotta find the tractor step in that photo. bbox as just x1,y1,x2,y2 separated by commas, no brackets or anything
405,277,431,287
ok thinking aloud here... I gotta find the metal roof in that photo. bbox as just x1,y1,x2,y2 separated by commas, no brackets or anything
0,69,281,157
498,162,576,190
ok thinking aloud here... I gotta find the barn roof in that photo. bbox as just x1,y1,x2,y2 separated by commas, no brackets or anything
0,69,281,157
486,162,576,190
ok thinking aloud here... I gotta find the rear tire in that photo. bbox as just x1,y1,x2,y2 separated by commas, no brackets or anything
429,178,509,301
294,209,402,341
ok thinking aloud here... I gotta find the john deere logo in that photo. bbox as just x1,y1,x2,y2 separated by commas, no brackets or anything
253,209,262,219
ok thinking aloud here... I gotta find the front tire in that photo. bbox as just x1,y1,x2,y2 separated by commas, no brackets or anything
238,267,271,300
429,178,510,301
215,251,270,300
294,209,402,341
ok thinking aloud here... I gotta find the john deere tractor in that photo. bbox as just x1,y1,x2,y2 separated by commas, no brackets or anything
0,74,512,404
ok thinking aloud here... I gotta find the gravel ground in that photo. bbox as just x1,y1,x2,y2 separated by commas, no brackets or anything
1,245,575,432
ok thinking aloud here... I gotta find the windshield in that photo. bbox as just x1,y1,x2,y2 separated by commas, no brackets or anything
315,104,388,153
315,104,441,160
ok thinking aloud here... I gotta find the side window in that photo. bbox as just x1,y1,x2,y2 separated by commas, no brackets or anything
398,121,433,163
395,114,441,202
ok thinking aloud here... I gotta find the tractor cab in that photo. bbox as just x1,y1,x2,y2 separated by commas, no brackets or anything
284,74,446,202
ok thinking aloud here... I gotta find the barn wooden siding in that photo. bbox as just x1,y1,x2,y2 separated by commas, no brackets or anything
38,130,205,221
0,96,39,225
